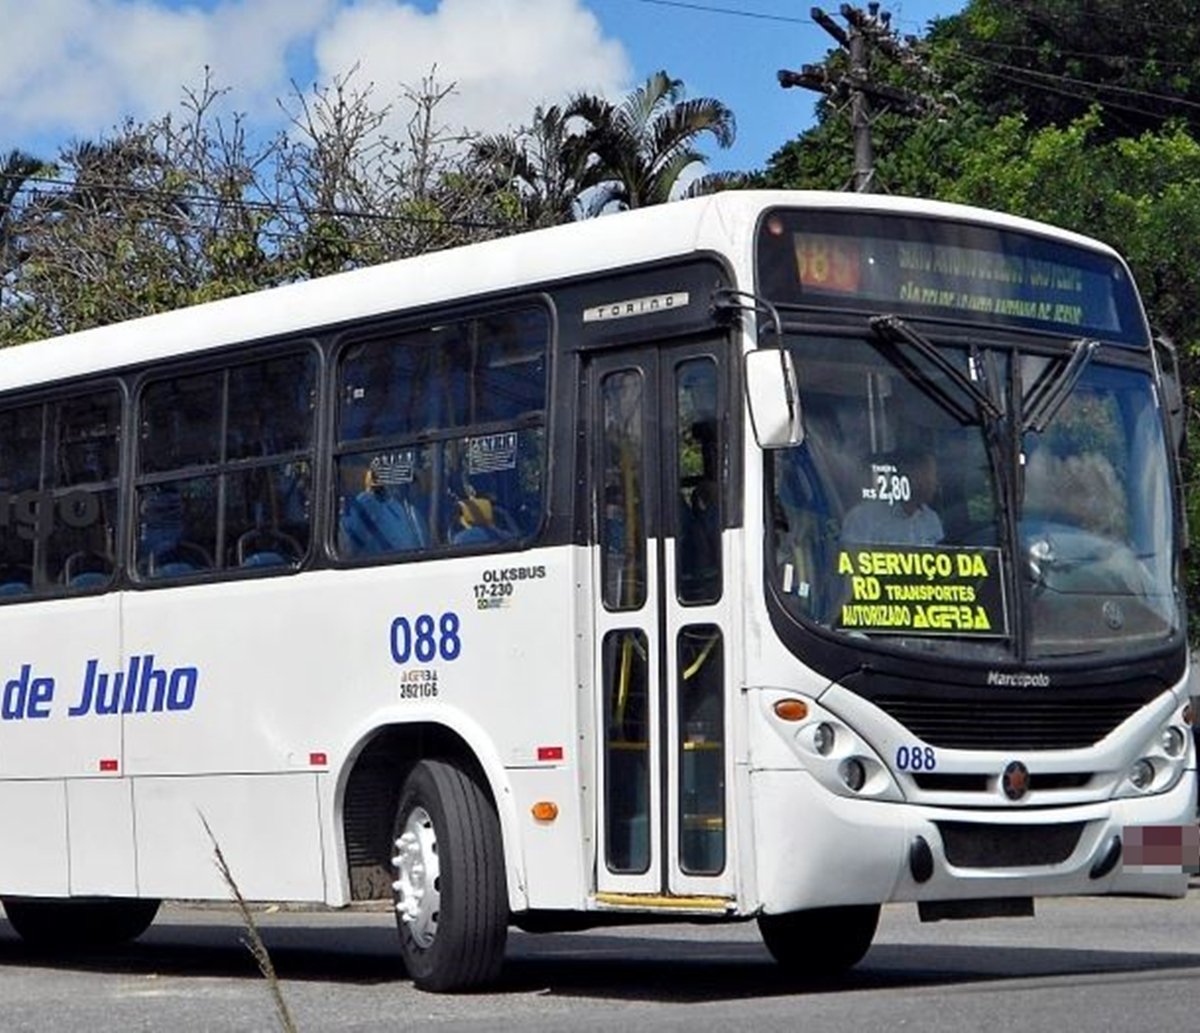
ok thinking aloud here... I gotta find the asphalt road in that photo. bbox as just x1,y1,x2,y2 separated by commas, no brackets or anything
0,887,1197,1032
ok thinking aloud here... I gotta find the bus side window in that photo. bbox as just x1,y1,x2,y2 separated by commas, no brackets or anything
225,355,315,570
0,403,43,595
51,390,121,592
334,306,549,562
135,351,316,581
0,391,121,598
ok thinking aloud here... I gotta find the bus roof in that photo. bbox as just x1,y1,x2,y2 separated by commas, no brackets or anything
0,190,1124,394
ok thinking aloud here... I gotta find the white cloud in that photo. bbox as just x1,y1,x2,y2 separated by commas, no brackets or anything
0,0,335,148
0,0,631,156
312,0,631,144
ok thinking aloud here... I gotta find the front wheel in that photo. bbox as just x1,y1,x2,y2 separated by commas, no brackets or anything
757,904,880,977
2,896,160,948
392,759,508,992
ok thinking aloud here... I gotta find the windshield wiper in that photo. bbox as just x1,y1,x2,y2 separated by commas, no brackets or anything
1021,337,1100,434
869,314,1001,423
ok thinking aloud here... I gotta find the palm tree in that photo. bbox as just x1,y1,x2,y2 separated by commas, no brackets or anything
1,149,46,270
471,104,598,227
566,71,736,214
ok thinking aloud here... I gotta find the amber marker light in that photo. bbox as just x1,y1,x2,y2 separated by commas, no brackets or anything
773,698,809,722
531,801,559,822
1183,703,1195,726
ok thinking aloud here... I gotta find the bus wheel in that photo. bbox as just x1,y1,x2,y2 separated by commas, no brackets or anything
2,897,160,948
757,904,880,976
391,759,508,992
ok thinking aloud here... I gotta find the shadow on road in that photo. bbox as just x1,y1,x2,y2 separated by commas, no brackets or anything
2,918,1199,1002
500,935,1200,1002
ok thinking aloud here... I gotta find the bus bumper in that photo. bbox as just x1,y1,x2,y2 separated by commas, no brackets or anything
749,767,1195,915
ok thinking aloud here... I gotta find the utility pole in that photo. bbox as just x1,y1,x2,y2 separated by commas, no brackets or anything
779,3,941,192
846,7,873,193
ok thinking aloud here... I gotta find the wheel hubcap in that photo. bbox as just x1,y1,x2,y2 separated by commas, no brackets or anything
392,805,440,947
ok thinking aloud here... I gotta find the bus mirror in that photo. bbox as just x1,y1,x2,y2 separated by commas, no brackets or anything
1153,332,1186,454
744,348,803,448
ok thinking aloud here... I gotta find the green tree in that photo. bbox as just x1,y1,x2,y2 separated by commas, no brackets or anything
1,149,45,251
928,0,1200,141
0,69,512,344
0,149,49,311
567,71,736,213
471,104,598,227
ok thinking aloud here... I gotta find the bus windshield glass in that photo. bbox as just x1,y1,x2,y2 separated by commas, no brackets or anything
765,332,1178,662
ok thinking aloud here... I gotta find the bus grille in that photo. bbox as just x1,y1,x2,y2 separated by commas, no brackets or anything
873,697,1143,750
935,821,1085,868
909,772,1092,792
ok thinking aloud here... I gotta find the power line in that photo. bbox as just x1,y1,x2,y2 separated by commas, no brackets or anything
963,38,1200,74
606,0,810,24
952,52,1200,120
0,172,515,234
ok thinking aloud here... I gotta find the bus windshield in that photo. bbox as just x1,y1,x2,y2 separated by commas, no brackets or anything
767,331,1179,662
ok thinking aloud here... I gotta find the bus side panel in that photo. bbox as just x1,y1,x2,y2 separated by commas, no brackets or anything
133,773,324,900
122,549,579,906
0,780,69,895
0,597,122,779
67,777,136,896
504,767,588,909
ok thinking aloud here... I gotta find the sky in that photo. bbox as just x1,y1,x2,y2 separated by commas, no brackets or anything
0,0,968,177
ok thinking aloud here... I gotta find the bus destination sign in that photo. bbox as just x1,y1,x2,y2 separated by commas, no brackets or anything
756,209,1146,346
795,234,1094,328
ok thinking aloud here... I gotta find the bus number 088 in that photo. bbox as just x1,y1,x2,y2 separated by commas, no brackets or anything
390,612,462,664
895,745,936,771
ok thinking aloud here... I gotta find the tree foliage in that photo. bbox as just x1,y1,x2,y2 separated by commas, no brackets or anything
0,70,523,343
470,104,599,227
1,68,736,344
564,70,736,212
928,0,1200,141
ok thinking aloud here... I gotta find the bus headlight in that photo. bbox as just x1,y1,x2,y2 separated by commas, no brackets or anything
813,722,836,756
760,691,903,802
1160,726,1186,758
1128,758,1155,792
840,758,867,792
1113,707,1192,800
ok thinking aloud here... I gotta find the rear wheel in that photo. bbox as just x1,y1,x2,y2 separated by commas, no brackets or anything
757,904,880,977
391,759,508,992
2,896,160,948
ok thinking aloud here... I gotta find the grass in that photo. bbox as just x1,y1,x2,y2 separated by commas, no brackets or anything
201,814,298,1033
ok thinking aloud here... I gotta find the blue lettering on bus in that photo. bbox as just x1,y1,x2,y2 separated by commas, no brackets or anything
2,665,55,720
390,612,462,665
0,655,199,720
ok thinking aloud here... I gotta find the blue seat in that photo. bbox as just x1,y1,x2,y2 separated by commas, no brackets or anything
340,489,428,555
69,571,111,590
237,528,302,569
148,542,212,579
64,551,113,591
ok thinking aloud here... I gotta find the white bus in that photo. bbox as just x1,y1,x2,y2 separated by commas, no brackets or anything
0,191,1193,991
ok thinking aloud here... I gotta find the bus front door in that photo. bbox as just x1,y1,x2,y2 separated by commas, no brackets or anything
588,342,734,902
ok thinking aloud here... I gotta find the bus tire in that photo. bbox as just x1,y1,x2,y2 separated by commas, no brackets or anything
2,896,161,948
757,904,880,976
391,758,508,992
